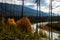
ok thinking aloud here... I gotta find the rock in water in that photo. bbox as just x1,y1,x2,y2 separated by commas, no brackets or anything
16,17,33,33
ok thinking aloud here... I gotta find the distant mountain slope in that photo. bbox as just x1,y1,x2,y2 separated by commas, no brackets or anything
0,3,57,17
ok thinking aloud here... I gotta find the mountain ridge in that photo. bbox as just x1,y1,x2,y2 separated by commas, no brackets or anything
0,3,58,17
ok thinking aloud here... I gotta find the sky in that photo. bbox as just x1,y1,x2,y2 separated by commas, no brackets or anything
0,0,60,15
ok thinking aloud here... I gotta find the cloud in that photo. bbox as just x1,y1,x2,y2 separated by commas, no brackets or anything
52,7,60,15
0,0,35,5
0,0,60,15
46,0,60,15
34,0,60,15
0,0,22,5
25,3,35,8
24,0,60,15
45,0,50,5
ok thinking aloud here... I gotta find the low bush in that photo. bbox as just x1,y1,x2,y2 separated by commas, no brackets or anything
46,23,60,31
16,17,33,33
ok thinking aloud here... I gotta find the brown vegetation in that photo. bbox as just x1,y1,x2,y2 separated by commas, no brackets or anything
7,18,16,26
1,17,5,25
6,17,33,33
16,17,33,33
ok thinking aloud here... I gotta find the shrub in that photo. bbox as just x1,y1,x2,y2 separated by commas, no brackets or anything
39,29,47,38
46,23,60,31
7,18,16,26
16,17,33,33
0,17,42,40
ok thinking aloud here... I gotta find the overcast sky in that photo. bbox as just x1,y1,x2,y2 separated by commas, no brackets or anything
0,0,60,15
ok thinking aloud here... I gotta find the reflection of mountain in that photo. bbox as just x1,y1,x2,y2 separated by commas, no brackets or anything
0,3,58,17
